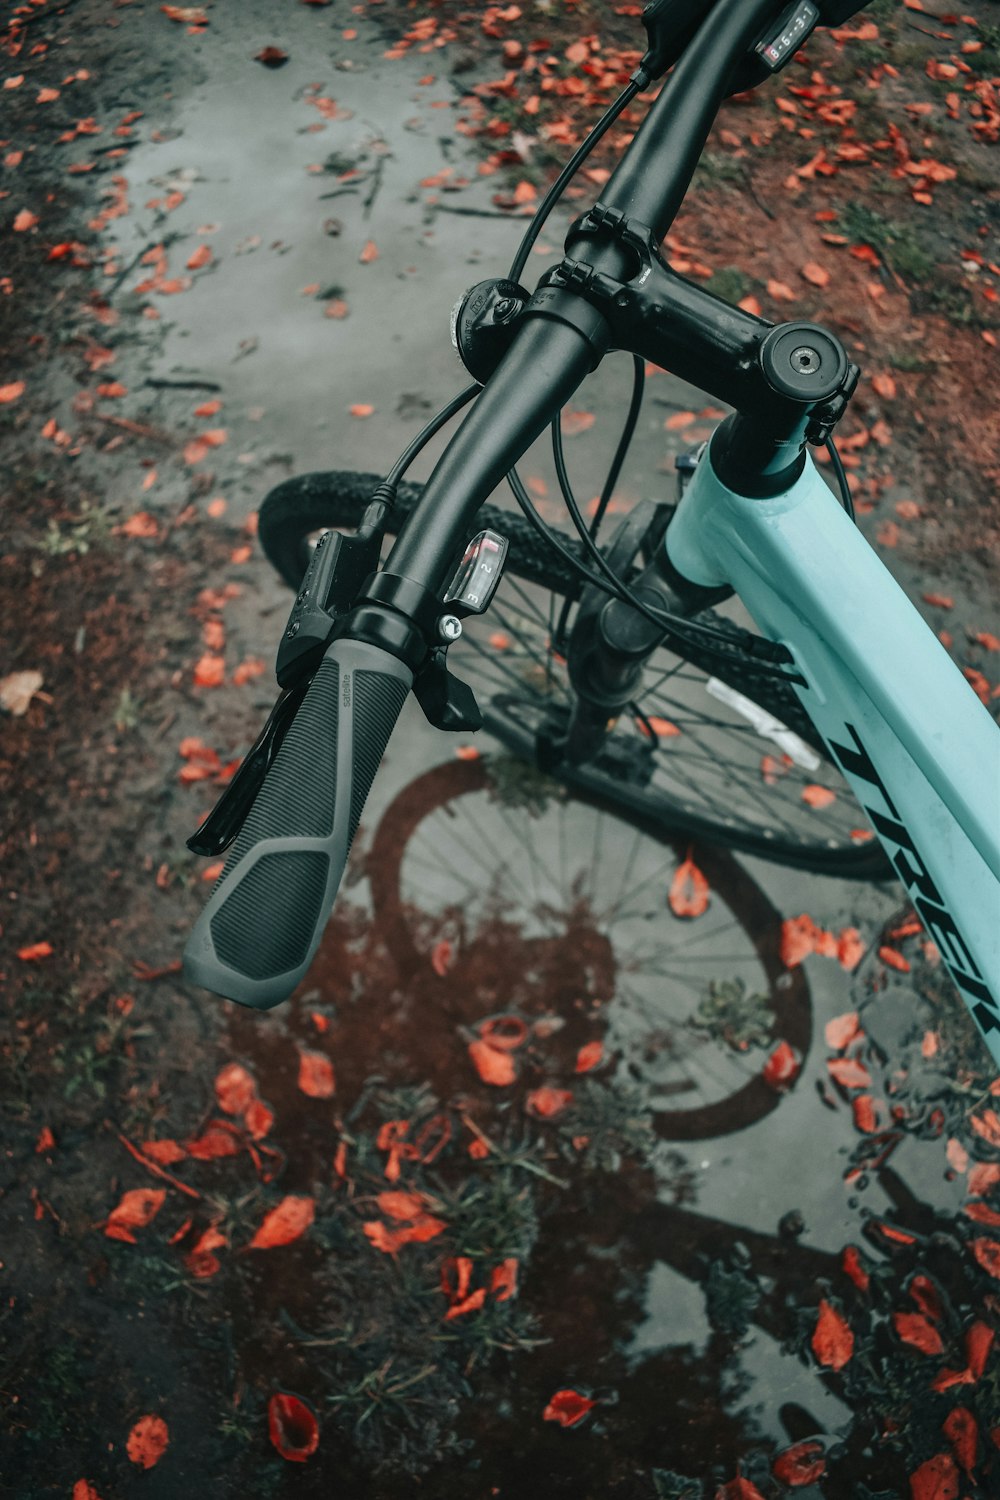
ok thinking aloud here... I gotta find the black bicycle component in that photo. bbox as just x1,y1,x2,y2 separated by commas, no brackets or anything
443,528,509,616
186,680,310,858
451,278,531,384
184,636,413,1008
755,0,820,70
532,204,859,476
276,499,389,688
412,648,484,734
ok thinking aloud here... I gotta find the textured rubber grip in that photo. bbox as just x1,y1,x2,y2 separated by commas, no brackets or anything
183,638,412,1008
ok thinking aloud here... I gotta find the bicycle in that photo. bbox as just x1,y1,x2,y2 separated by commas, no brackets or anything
182,0,1000,1074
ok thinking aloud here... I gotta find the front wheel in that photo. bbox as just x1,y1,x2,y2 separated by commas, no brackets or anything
258,471,889,878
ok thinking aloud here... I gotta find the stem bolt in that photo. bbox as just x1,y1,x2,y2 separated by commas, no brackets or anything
438,615,463,643
791,345,820,373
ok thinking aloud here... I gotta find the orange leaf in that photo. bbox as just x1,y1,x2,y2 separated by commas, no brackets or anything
872,372,897,400
0,381,25,404
766,279,797,302
763,1039,801,1092
526,1086,574,1118
185,245,211,270
922,592,954,610
431,939,453,976
665,409,696,431
827,1057,872,1089
297,1049,335,1098
942,1407,977,1477
491,1257,518,1302
104,1187,166,1243
637,715,680,739
893,1310,944,1355
18,941,53,961
363,1215,446,1253
193,653,225,688
801,261,830,287
377,1190,432,1221
35,1126,56,1154
574,1040,604,1074
126,1414,169,1470
801,783,836,808
268,1392,319,1463
841,1245,870,1291
73,1484,105,1500
13,209,38,232
970,1238,1000,1280
811,1298,853,1369
249,1195,315,1249
468,1038,517,1086
771,1442,826,1486
878,945,910,973
668,855,709,918
194,398,222,417
837,928,865,971
185,1121,241,1160
359,239,379,263
215,1061,257,1115
542,1389,596,1427
824,1011,861,1050
141,1139,186,1165
348,402,374,418
561,407,595,436
908,1453,959,1500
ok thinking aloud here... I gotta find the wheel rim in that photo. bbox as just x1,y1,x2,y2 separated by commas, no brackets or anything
368,758,811,1141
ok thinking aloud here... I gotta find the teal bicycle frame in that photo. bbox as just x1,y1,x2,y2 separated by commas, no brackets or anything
665,443,1000,1070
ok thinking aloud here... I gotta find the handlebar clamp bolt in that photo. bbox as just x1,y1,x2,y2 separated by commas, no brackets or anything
438,615,463,643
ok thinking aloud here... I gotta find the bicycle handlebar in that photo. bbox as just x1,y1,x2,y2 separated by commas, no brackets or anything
184,637,411,1007
184,0,872,1007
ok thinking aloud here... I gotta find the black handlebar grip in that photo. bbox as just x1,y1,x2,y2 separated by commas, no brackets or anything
183,638,412,1008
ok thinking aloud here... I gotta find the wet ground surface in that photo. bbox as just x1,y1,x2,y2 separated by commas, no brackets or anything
2,2,999,1496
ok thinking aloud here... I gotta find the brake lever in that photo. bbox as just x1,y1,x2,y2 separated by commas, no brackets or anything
186,678,311,856
187,495,393,858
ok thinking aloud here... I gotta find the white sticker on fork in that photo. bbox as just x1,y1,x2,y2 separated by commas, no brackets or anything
705,677,821,771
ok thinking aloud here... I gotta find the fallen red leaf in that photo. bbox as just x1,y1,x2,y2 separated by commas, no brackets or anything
542,1389,596,1427
811,1298,853,1370
970,1237,1000,1280
183,1225,227,1278
908,1452,959,1500
468,1037,517,1085
841,1244,870,1291
185,1121,241,1160
668,853,710,917
297,1049,335,1098
942,1406,977,1475
801,783,836,808
359,239,379,264
715,1478,767,1500
824,1011,861,1050
126,1414,169,1470
35,1126,56,1154
771,1440,826,1486
141,1139,186,1165
186,243,213,270
574,1040,604,1074
248,1195,315,1249
491,1257,518,1301
837,927,866,971
431,938,453,975
17,941,53,961
893,1310,944,1355
827,1057,872,1089
0,381,26,404
363,1215,446,1253
763,1039,801,1092
104,1187,166,1243
801,260,830,287
256,46,289,67
193,653,225,688
526,1086,574,1118
268,1392,319,1463
215,1061,257,1115
377,1190,434,1222
73,1483,104,1500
